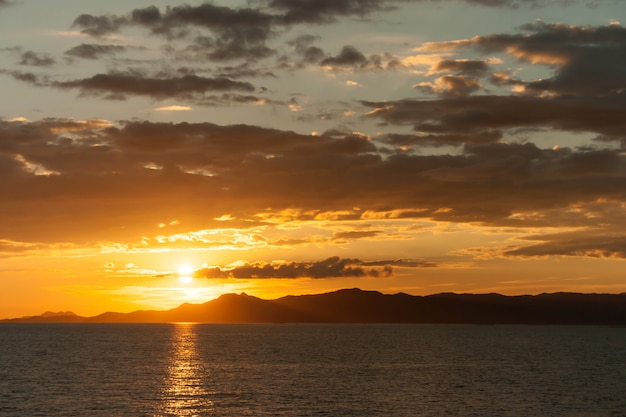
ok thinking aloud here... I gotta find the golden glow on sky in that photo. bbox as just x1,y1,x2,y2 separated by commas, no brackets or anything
1,0,626,318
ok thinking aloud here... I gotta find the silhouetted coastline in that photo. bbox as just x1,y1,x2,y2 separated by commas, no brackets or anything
3,288,625,325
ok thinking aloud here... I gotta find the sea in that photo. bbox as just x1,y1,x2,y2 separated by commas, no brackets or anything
0,323,624,416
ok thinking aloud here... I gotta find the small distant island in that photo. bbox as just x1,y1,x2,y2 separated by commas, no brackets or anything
2,289,625,325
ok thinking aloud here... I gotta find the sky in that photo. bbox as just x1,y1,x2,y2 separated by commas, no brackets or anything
1,0,625,318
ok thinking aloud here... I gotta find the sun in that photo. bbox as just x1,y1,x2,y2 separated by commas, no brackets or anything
177,264,194,284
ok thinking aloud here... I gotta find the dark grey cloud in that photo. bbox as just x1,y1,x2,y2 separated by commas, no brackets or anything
285,38,396,71
19,50,55,67
426,22,626,98
1,47,54,67
267,0,390,24
266,0,552,23
195,256,393,279
320,45,368,67
185,34,274,62
195,93,268,106
431,59,490,77
68,0,571,41
64,44,127,60
3,69,257,101
215,63,277,79
505,229,626,258
288,34,326,64
1,69,44,85
72,13,127,37
130,3,273,35
129,4,160,25
66,0,560,68
130,4,275,62
52,72,255,100
363,93,626,142
318,45,402,71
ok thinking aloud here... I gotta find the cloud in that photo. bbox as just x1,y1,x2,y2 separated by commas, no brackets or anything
3,70,257,102
333,230,382,240
130,4,277,62
70,4,277,63
130,3,273,35
196,256,393,279
268,0,552,23
214,63,277,79
1,69,44,85
64,44,127,60
429,59,491,77
288,34,326,65
72,13,127,37
363,93,626,142
362,259,437,268
1,47,55,67
268,0,548,25
19,50,55,67
319,45,403,71
505,229,626,259
65,0,554,70
421,22,626,98
267,0,391,24
52,72,255,100
1,117,624,250
320,45,367,67
288,37,401,72
185,34,274,62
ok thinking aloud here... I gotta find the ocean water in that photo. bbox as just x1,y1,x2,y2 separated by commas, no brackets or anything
0,324,624,416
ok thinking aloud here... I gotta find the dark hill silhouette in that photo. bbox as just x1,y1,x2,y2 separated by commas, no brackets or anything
2,311,83,323
2,289,625,324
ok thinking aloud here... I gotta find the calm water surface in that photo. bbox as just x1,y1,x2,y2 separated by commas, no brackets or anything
0,324,624,416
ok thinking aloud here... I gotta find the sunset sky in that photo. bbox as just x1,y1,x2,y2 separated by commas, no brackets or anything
1,0,625,318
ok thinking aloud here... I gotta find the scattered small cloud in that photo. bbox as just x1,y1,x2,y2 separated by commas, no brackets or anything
64,44,127,60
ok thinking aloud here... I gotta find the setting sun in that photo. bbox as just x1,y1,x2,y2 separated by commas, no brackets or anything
178,265,194,284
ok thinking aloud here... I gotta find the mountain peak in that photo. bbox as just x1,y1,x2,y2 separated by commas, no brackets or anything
40,311,77,318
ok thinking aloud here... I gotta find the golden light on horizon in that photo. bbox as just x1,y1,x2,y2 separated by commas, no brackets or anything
2,0,626,321
179,276,193,284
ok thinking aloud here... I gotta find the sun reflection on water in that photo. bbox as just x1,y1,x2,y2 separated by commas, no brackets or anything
161,323,213,416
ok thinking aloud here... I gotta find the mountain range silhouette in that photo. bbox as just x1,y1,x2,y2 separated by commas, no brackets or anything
3,289,625,324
